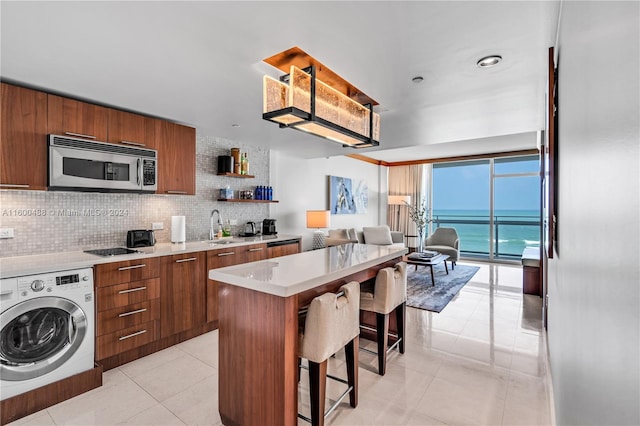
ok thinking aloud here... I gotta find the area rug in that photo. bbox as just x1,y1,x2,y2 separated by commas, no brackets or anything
406,264,480,313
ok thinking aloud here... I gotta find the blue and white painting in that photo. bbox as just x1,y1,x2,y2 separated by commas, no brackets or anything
329,175,368,214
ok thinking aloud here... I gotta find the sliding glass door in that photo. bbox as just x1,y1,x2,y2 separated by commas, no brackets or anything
432,160,491,256
430,155,541,260
493,156,540,259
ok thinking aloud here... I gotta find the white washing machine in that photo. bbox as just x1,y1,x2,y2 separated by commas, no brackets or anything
0,267,95,400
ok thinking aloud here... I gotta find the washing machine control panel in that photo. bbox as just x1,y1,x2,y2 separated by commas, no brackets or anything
14,269,94,298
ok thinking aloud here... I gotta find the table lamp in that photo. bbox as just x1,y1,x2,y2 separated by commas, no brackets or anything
306,210,331,250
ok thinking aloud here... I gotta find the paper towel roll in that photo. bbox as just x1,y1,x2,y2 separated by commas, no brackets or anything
171,216,186,243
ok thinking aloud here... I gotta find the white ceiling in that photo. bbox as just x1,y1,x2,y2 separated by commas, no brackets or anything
0,1,559,161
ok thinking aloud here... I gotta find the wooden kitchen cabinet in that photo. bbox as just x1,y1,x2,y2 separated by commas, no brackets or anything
107,109,158,149
94,261,161,360
267,239,301,258
95,257,160,286
160,252,206,337
156,121,196,195
47,94,108,141
0,83,48,190
206,243,267,323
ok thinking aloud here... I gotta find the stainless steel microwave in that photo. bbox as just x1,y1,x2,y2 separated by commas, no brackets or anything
48,135,157,193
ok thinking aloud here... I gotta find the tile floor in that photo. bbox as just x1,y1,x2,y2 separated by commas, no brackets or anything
9,261,553,426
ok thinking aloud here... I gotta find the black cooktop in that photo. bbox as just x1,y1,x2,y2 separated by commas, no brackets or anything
84,247,141,257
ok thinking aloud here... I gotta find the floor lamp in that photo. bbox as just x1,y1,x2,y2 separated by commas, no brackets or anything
306,210,331,250
388,195,411,231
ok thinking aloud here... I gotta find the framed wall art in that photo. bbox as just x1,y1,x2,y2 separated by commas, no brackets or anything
329,175,368,214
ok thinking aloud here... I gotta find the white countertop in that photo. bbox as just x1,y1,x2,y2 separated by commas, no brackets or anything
0,235,301,278
208,243,408,297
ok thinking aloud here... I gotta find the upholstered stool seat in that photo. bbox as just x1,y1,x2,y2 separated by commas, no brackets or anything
298,281,360,426
359,262,407,375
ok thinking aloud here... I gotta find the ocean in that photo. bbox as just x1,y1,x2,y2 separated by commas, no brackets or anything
431,209,540,258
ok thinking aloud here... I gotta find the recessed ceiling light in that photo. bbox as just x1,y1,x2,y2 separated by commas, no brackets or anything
412,76,424,83
231,123,240,127
477,55,502,68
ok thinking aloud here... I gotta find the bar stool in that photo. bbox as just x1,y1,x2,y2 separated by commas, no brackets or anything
298,281,360,426
359,262,407,375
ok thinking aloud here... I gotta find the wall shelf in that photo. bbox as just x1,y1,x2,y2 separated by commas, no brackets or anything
216,173,255,178
217,199,279,203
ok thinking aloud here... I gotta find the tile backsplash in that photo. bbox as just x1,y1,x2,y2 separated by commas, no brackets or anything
0,135,273,257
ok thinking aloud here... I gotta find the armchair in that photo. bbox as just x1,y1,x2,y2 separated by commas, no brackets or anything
424,227,460,269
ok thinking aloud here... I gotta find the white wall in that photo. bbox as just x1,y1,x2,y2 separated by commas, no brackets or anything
548,2,640,425
269,151,387,251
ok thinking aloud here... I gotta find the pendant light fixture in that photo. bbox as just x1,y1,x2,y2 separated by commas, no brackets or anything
262,47,380,148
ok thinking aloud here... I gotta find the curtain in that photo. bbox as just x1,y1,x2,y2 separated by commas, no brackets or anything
387,164,425,248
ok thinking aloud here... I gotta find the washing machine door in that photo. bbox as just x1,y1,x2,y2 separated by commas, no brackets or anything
0,297,87,381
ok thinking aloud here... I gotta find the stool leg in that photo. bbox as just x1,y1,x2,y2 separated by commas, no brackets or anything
309,360,327,426
376,312,389,376
345,336,359,408
396,302,406,354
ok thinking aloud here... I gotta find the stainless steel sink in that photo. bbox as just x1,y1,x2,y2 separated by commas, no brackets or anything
202,239,244,245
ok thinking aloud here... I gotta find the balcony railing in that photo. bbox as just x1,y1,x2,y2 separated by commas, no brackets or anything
431,213,541,259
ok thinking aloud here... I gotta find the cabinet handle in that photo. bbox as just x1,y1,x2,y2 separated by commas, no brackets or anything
119,308,147,317
117,264,146,271
217,252,235,257
166,190,188,194
119,329,147,341
64,131,96,139
176,257,197,263
0,183,30,188
249,248,264,252
120,140,146,147
118,286,147,294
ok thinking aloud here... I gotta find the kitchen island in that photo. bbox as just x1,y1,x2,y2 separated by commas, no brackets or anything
208,243,407,426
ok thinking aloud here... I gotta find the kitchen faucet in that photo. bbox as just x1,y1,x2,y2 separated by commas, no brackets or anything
210,209,222,240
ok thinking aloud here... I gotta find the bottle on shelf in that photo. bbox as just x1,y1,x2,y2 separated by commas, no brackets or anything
240,153,249,175
231,148,241,174
268,186,273,200
256,186,263,200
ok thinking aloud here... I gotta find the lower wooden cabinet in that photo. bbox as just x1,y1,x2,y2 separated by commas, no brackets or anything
95,262,161,360
94,241,299,364
206,243,268,323
160,252,206,338
96,321,161,360
267,239,301,258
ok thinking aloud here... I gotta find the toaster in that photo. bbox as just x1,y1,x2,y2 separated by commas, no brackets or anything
126,229,156,248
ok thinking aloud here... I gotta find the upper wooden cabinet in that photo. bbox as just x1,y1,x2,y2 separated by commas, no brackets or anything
1,83,48,190
107,109,158,149
1,83,196,192
47,94,108,141
156,121,196,195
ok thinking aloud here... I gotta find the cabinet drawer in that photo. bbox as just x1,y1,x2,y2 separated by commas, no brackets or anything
96,320,159,360
244,243,267,263
97,299,160,336
96,278,160,311
95,258,160,287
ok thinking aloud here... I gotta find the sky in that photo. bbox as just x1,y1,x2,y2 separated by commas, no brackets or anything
432,157,540,212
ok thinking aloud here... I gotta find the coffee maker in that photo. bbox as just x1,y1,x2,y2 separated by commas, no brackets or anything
262,219,277,235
